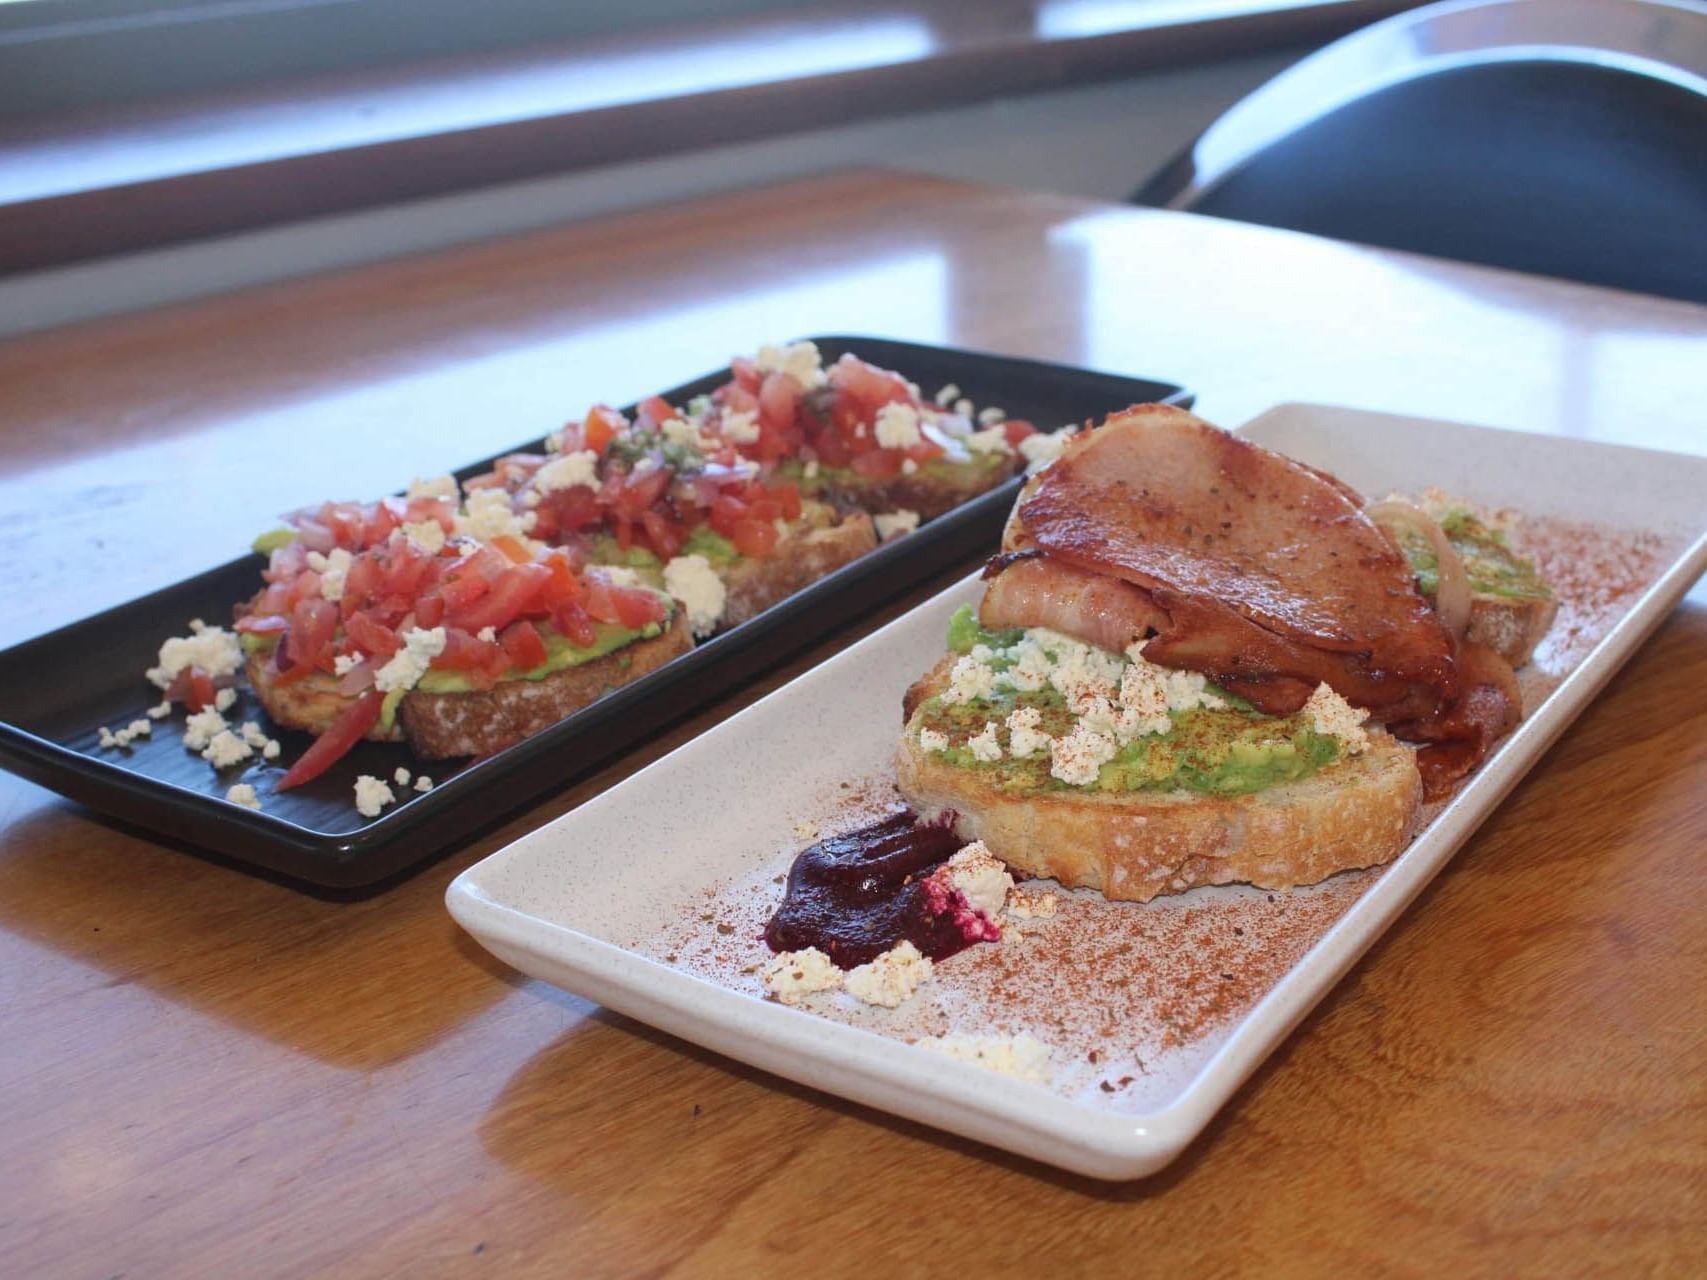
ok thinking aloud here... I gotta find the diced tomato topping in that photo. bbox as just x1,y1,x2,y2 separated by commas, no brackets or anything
639,509,682,559
445,562,550,633
343,609,400,659
1003,419,1038,446
771,481,803,521
611,585,667,630
339,555,381,610
851,448,903,480
501,620,550,672
732,519,779,558
757,372,801,431
414,593,446,628
729,355,762,393
553,601,598,647
431,628,509,690
277,691,381,791
539,554,582,607
489,535,532,565
187,668,216,713
636,396,676,429
282,598,339,677
584,405,626,454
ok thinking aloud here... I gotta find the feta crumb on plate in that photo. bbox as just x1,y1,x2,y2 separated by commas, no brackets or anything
146,623,243,690
225,783,262,810
413,775,433,793
353,775,395,818
763,947,842,1004
845,941,932,1008
201,729,253,770
915,1032,1053,1084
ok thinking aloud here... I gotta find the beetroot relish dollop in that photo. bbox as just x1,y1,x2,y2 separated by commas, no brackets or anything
763,808,987,968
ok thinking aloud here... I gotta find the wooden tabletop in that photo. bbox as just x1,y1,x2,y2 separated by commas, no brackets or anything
3,170,1703,1276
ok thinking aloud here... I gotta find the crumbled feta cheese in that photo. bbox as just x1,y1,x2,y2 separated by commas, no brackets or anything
941,653,997,706
455,487,537,543
953,398,974,418
146,624,243,690
533,449,600,494
845,941,932,1008
918,726,950,753
803,459,820,480
407,474,460,501
239,721,270,748
873,402,922,450
399,519,447,554
977,406,1007,426
146,699,172,720
1046,634,1125,710
1051,722,1118,787
1007,889,1058,919
598,565,643,587
263,740,281,760
333,653,362,677
720,410,761,445
664,554,727,638
374,626,447,695
213,687,237,713
901,458,919,475
182,707,228,751
762,947,842,1004
945,841,1013,919
966,721,1003,763
933,382,961,407
1303,682,1370,754
200,729,253,770
1019,430,1068,470
964,425,1014,456
1005,705,1053,759
97,726,119,749
306,547,355,602
1115,661,1173,739
353,774,395,818
125,719,152,739
753,341,827,390
225,783,262,810
661,417,714,451
393,766,411,787
475,625,497,644
413,775,433,792
916,1032,1052,1084
874,510,920,542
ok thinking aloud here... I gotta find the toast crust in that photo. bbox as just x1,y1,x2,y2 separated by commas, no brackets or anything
720,513,877,628
895,655,1423,902
815,460,1017,522
246,607,693,759
1467,593,1557,667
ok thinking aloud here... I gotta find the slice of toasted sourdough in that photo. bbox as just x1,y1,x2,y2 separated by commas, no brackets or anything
720,512,877,628
247,608,692,758
896,657,1423,903
811,457,1017,522
1466,593,1557,667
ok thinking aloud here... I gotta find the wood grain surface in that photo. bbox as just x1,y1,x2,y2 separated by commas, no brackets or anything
1,171,1703,1277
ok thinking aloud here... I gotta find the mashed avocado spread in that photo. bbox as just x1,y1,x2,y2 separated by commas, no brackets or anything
1394,508,1551,601
920,607,1341,797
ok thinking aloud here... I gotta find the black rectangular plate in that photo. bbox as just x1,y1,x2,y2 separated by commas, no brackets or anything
0,336,1189,888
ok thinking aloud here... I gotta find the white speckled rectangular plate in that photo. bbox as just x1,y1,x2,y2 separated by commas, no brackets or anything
447,405,1707,1179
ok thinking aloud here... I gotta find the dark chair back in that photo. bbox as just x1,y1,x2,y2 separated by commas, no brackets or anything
1136,0,1707,304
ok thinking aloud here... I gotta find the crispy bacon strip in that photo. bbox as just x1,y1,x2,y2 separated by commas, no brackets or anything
1018,405,1455,690
979,555,1166,655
